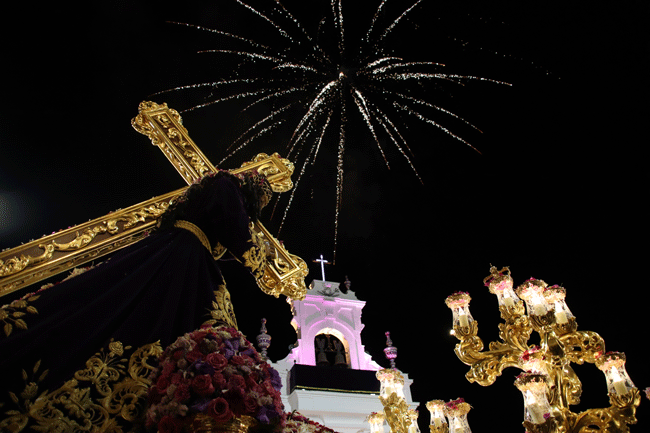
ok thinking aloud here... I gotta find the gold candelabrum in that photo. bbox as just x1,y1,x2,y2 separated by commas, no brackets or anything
372,369,422,433
443,266,641,433
372,330,475,433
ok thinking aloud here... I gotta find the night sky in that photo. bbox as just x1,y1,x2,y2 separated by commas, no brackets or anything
1,1,648,431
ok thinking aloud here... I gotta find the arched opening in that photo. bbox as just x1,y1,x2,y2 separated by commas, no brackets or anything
314,328,350,369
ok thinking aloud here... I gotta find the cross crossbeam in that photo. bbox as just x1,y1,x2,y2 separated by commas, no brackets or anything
0,101,307,300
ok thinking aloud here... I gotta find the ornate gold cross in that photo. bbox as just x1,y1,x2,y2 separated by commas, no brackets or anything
0,101,307,300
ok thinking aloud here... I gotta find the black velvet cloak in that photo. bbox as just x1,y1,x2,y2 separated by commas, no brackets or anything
0,172,267,432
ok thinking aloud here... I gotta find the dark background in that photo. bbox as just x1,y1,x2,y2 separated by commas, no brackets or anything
1,1,648,431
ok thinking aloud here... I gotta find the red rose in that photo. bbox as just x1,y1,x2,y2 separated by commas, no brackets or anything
162,361,176,376
228,374,246,390
207,397,233,423
158,415,184,433
191,330,208,343
192,374,215,397
231,355,246,366
172,349,185,361
212,372,228,390
206,353,228,370
174,383,191,402
245,375,258,389
170,372,183,385
185,349,204,364
156,375,171,393
243,393,259,415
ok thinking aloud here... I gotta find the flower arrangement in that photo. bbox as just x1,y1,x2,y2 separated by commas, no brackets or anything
283,412,339,433
146,326,285,432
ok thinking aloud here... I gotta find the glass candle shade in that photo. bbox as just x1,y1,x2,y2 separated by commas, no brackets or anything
445,292,473,329
519,346,549,375
544,285,574,324
444,399,472,433
516,279,550,317
485,266,520,309
426,400,448,429
514,373,552,425
376,368,405,400
596,352,635,395
407,409,420,433
367,412,385,433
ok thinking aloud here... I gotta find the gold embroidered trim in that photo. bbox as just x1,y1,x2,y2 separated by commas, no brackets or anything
0,339,162,432
174,220,211,252
239,226,267,280
1,294,40,338
202,284,238,330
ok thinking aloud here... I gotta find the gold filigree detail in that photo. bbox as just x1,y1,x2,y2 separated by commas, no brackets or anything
252,222,307,301
448,267,641,433
2,100,307,300
212,243,227,260
238,153,295,193
241,244,266,280
0,294,40,337
132,101,216,184
0,194,174,298
0,340,162,432
203,284,238,330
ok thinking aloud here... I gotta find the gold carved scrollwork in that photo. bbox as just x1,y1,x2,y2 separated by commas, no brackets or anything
0,193,176,298
237,153,295,193
453,318,526,386
449,268,641,433
0,340,162,432
380,393,413,433
1,101,306,301
252,222,307,301
131,101,215,184
559,330,606,365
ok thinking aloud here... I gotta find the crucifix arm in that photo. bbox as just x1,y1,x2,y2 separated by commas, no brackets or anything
0,101,307,300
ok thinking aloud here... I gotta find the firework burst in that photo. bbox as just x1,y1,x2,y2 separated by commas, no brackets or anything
157,0,510,259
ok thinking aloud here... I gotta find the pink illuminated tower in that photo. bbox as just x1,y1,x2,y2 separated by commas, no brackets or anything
266,274,418,433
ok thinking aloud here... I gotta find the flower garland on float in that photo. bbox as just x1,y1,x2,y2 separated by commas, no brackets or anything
145,326,285,432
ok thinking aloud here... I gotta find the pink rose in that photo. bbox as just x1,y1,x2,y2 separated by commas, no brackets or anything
192,374,215,397
207,397,233,423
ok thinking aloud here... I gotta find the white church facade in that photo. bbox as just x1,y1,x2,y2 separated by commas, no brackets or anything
266,278,419,433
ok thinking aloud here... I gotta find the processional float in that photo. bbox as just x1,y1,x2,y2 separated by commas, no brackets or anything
0,101,308,308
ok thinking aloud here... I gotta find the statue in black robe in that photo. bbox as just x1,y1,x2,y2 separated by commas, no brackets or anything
0,170,276,432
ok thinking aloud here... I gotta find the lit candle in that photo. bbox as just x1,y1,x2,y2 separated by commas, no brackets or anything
610,367,628,395
554,302,568,324
503,296,515,309
458,308,470,328
525,391,547,424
